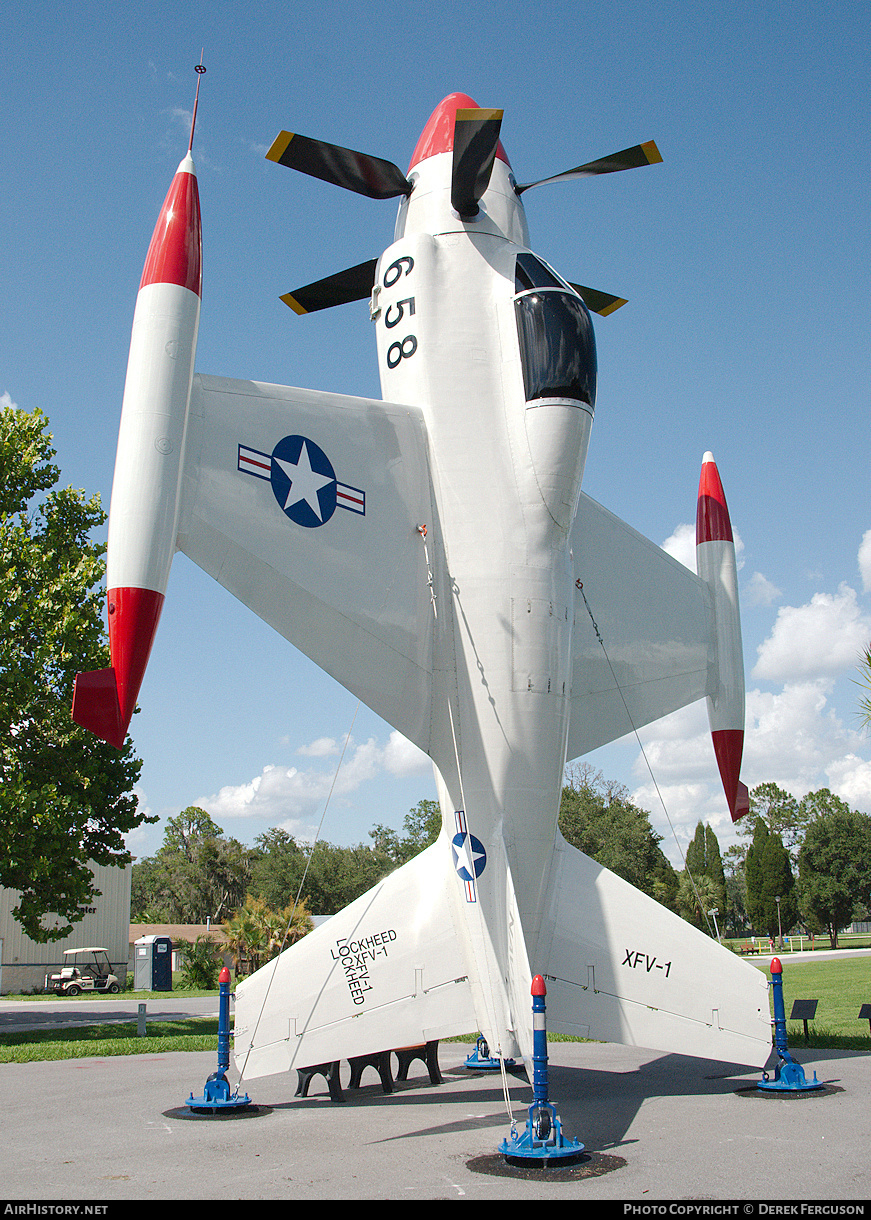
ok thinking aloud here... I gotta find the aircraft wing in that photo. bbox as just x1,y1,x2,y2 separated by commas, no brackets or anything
177,374,437,753
566,491,712,759
232,837,478,1079
537,831,772,1066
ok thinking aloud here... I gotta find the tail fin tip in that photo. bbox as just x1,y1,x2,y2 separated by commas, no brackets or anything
72,668,126,749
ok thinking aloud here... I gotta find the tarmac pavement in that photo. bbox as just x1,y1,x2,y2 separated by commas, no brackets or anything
0,995,219,1033
1,1037,869,1204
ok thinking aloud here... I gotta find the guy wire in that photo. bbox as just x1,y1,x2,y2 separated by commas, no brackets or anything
237,699,361,1086
576,582,715,937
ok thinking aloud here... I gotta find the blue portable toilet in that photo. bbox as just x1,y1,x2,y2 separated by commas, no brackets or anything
134,935,173,991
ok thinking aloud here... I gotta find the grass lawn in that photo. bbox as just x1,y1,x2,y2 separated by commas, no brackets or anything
0,1017,220,1063
2,957,869,1063
749,955,871,1050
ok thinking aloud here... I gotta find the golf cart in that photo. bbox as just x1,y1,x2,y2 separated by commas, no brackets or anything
44,947,121,995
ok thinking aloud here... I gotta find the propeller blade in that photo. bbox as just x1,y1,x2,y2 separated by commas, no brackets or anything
266,131,412,201
516,140,662,194
451,108,504,217
568,283,628,317
280,259,378,315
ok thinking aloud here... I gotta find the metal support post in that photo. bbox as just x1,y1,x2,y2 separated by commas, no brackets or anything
758,957,822,1093
186,966,253,1112
499,975,586,1166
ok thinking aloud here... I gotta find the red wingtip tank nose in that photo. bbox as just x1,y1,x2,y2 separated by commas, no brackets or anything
408,92,511,172
141,152,203,297
696,451,733,545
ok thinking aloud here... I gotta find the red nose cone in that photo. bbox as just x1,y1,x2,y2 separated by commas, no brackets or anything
219,966,231,984
531,974,547,997
408,93,510,172
696,453,733,544
140,158,202,297
771,957,782,974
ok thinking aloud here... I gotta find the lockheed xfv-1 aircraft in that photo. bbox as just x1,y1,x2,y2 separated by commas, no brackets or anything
73,91,771,1084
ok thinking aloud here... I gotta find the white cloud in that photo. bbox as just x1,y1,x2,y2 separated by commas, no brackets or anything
745,571,782,607
382,730,431,776
297,736,341,758
195,732,429,832
859,529,871,593
1,391,19,411
826,754,871,812
660,522,696,570
625,675,871,866
124,786,155,853
752,583,871,682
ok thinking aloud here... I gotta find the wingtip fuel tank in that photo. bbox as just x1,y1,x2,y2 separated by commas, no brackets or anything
696,451,749,821
72,151,203,748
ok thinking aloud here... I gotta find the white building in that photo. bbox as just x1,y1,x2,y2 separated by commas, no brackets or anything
0,861,131,994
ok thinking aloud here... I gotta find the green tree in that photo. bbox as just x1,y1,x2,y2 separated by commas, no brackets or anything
249,827,390,916
683,822,728,935
178,934,221,990
740,783,813,863
248,827,309,912
251,800,442,918
224,893,313,975
131,807,251,923
676,870,720,932
558,766,678,907
797,804,871,948
745,817,797,943
370,798,442,868
722,843,752,936
0,402,145,940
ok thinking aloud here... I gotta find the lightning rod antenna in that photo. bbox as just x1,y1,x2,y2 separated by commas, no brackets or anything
188,52,206,152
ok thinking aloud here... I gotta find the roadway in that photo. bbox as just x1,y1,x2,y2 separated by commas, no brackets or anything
0,993,218,1032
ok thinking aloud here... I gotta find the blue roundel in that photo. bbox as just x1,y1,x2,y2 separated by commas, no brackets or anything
270,435,337,528
452,831,487,882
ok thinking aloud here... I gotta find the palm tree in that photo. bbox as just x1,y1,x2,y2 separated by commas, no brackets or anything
224,895,314,976
858,645,871,729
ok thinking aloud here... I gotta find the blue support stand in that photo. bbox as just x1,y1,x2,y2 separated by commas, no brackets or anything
758,957,822,1093
465,1033,516,1071
187,966,253,1112
499,976,586,1167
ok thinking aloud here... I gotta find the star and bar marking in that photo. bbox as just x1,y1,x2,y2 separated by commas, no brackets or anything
452,809,486,902
238,435,365,527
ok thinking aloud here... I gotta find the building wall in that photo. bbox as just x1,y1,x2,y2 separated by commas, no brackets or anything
0,862,131,994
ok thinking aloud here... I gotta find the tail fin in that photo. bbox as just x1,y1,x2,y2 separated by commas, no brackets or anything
233,838,478,1081
71,668,125,749
536,831,771,1066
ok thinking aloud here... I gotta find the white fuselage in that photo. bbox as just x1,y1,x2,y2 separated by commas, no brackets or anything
373,150,595,1058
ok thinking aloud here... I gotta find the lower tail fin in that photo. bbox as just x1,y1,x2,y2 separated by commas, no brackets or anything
536,831,771,1066
233,837,478,1081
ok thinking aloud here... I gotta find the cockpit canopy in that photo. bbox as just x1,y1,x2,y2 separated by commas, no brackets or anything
514,252,597,410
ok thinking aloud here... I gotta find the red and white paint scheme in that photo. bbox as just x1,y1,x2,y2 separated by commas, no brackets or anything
696,452,750,821
72,150,202,748
73,91,771,1083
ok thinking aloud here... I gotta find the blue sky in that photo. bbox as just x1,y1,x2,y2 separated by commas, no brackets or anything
4,1,869,868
